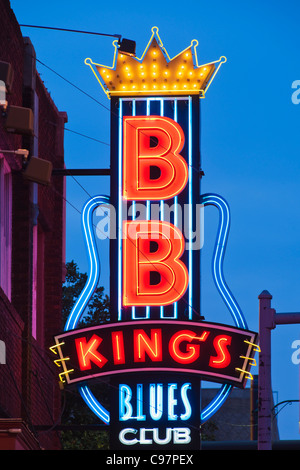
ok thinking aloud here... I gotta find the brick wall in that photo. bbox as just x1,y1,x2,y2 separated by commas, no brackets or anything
0,0,23,167
201,386,279,442
0,287,24,417
0,0,66,450
35,74,67,346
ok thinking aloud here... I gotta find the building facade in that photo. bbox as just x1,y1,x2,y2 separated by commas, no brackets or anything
0,0,66,450
201,380,279,444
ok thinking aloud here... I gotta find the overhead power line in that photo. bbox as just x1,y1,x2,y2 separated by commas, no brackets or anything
64,127,110,146
20,24,121,40
35,57,111,113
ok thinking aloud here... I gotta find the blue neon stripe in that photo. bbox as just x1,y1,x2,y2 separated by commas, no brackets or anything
118,99,123,321
200,193,247,329
131,99,136,320
79,385,110,424
64,195,110,331
201,384,232,422
173,98,178,320
160,98,165,320
188,97,193,320
64,195,110,424
145,98,151,320
199,193,248,423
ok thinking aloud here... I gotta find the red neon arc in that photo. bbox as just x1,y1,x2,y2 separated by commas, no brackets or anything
123,220,189,306
123,116,188,200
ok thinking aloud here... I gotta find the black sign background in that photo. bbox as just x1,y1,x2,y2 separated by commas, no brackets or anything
109,374,201,450
54,320,257,388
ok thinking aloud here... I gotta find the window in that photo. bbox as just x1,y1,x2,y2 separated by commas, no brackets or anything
0,155,12,299
0,340,6,364
32,223,45,344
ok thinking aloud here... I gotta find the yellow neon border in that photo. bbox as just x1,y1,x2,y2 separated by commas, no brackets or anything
50,340,74,383
85,26,226,99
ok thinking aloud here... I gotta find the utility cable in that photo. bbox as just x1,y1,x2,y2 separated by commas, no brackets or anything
64,127,109,146
35,57,111,113
20,24,121,39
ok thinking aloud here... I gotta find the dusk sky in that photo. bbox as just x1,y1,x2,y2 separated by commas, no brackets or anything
11,0,300,440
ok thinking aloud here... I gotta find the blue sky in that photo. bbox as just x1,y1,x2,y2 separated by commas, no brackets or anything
11,0,300,440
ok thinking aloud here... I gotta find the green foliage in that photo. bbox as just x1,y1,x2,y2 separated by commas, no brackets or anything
62,260,110,327
200,420,218,441
60,261,110,450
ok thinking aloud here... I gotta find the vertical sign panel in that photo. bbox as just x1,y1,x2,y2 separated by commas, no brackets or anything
110,97,202,323
109,96,202,449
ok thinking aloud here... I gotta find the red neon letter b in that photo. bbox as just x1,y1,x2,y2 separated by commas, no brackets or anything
123,116,188,200
123,220,188,307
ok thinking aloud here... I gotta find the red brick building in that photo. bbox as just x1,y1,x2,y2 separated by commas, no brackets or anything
0,0,66,450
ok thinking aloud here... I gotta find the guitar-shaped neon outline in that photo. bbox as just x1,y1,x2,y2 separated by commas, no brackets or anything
64,193,248,425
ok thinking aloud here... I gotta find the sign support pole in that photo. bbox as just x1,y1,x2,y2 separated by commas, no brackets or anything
258,290,275,450
258,290,300,450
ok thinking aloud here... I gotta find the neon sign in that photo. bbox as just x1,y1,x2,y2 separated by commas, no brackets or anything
53,320,257,387
109,376,201,449
84,26,226,98
51,27,259,449
118,382,193,422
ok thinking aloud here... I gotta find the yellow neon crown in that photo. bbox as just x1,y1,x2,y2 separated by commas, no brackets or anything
85,27,226,98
